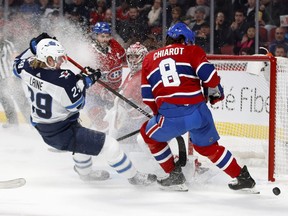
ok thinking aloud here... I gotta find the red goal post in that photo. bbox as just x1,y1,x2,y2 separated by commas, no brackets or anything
205,54,288,182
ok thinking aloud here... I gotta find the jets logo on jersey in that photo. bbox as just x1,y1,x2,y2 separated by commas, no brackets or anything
59,71,70,79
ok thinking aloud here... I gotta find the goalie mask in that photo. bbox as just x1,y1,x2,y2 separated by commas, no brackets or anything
126,42,148,75
36,39,67,69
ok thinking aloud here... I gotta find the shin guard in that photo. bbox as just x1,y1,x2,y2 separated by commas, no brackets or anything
193,142,241,178
140,121,175,173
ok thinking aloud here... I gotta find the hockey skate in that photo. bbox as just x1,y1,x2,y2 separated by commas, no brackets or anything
157,163,188,191
128,171,157,186
74,166,110,181
228,165,256,190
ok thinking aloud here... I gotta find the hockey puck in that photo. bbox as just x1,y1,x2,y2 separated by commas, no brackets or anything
272,187,281,196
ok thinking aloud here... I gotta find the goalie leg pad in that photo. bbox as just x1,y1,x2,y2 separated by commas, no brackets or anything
193,142,241,178
140,121,175,173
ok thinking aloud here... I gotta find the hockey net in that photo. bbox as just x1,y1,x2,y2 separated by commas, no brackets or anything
202,55,288,182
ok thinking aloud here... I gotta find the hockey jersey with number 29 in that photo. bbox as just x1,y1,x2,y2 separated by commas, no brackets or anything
13,50,85,124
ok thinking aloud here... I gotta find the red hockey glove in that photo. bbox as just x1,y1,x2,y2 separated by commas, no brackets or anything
203,84,224,105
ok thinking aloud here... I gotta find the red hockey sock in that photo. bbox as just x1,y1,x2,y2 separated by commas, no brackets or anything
194,142,241,178
140,121,175,173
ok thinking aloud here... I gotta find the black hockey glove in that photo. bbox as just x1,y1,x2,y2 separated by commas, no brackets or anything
29,33,57,55
80,67,101,88
203,84,224,105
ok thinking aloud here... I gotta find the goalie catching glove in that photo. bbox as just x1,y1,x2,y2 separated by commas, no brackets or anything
204,84,224,105
78,67,101,88
30,32,57,55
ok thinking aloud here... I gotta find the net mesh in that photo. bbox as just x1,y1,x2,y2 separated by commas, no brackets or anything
274,57,288,177
206,55,288,180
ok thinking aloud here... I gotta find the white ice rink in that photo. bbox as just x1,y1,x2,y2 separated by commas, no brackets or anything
1,124,288,216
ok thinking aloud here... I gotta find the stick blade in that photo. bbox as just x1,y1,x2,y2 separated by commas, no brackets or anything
176,136,187,167
0,178,26,189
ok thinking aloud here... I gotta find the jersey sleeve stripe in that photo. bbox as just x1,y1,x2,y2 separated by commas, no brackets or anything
202,69,217,84
147,67,159,79
65,96,85,110
143,98,155,102
195,62,206,75
152,80,162,91
142,86,155,101
197,62,216,82
13,67,21,78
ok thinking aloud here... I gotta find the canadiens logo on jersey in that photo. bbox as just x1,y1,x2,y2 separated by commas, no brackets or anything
59,71,70,79
108,70,122,81
101,69,122,83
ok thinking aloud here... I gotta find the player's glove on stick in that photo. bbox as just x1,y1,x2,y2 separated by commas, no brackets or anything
80,67,101,88
29,33,57,55
204,84,224,105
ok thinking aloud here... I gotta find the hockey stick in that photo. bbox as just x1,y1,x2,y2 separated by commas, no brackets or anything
67,56,187,166
0,178,26,189
117,129,140,141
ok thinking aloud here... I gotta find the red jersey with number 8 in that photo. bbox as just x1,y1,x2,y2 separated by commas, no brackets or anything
141,44,221,114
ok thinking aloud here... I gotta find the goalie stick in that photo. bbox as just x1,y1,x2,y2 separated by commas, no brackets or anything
67,56,187,166
0,178,26,189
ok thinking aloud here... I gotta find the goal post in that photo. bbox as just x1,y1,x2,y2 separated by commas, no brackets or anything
205,54,287,182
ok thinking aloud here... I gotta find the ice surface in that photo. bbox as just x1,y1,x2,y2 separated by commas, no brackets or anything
1,124,288,216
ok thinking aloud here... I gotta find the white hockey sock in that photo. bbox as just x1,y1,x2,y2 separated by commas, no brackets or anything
73,153,93,176
100,135,137,179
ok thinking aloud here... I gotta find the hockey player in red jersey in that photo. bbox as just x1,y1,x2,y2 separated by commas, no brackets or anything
73,22,127,180
85,22,126,131
140,22,256,191
121,42,150,122
104,42,150,145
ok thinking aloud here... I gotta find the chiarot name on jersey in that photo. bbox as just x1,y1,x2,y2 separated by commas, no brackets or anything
29,77,43,91
153,47,184,60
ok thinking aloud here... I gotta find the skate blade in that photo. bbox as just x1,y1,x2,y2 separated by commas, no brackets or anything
231,187,260,194
239,188,260,194
158,183,189,192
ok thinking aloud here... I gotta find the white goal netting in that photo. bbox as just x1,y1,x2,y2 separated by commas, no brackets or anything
205,55,288,181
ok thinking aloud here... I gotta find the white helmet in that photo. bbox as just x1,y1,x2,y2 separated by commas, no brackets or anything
36,38,67,68
126,42,148,75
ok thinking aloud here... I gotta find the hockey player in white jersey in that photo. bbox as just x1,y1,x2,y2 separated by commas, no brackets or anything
13,33,157,186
